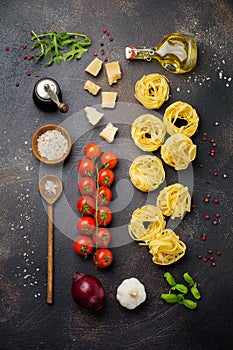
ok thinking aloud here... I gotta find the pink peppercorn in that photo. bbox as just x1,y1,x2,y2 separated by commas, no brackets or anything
211,262,216,267
203,257,208,262
213,172,218,176
5,47,10,51
109,37,113,41
27,71,31,76
212,143,217,147
199,164,204,168
208,249,213,254
216,251,221,256
207,194,211,198
35,73,40,77
93,52,98,56
201,235,206,241
209,256,214,261
102,28,107,33
214,199,219,203
215,213,220,218
205,215,210,220
213,220,218,225
104,57,108,62
204,198,209,203
15,82,20,87
23,54,27,60
210,139,215,143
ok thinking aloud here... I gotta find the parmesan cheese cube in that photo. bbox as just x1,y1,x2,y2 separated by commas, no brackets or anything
84,107,104,126
85,57,102,76
84,80,101,95
101,91,118,108
105,61,122,85
99,123,118,143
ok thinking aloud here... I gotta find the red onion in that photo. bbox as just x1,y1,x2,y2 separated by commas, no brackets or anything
72,272,105,311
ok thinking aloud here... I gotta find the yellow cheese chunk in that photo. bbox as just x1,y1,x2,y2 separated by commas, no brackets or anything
84,107,104,126
85,57,102,76
105,61,122,85
99,123,118,143
101,91,118,108
84,80,101,95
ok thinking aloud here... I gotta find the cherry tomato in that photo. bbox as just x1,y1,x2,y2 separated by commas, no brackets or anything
101,151,118,169
77,195,96,215
93,227,111,247
78,158,96,177
96,206,112,226
77,216,96,235
74,236,94,257
84,143,101,159
78,176,96,196
98,168,114,187
93,248,114,268
98,186,112,205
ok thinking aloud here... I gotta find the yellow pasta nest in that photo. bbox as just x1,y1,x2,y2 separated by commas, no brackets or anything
128,205,166,242
157,183,191,219
129,155,165,192
161,134,197,170
163,101,199,137
148,229,186,265
131,114,166,151
135,74,170,109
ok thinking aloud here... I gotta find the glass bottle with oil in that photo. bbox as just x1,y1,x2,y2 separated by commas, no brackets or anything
125,33,197,74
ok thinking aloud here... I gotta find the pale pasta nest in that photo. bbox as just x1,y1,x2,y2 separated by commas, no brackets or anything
157,183,191,219
129,155,165,192
128,205,166,242
163,101,199,137
161,134,197,170
135,74,170,109
131,114,166,151
148,229,186,265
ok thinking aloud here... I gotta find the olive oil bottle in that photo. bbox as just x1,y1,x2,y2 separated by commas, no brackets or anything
125,33,197,74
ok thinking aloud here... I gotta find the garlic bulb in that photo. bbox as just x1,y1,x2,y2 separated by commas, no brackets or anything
116,277,146,310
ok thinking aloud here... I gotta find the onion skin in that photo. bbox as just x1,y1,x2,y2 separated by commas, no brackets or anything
72,272,105,311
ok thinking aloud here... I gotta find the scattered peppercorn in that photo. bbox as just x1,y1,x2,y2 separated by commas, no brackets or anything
205,215,210,220
213,220,218,225
27,71,31,76
216,251,221,256
211,262,216,267
22,44,27,49
214,199,219,203
5,47,10,51
23,54,27,60
15,82,20,87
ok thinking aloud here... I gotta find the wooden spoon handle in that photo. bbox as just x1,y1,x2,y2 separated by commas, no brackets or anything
47,204,54,305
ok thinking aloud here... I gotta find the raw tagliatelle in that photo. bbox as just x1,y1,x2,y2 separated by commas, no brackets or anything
129,155,165,192
157,183,191,219
161,134,197,170
131,114,166,151
148,229,186,265
163,101,199,137
135,74,170,109
128,205,166,242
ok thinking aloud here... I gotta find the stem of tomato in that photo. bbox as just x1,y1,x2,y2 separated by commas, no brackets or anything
94,161,100,261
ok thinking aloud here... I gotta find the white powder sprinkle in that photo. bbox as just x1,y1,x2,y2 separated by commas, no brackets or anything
37,130,68,160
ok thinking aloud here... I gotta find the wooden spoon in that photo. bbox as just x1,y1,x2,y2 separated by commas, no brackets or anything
38,175,63,305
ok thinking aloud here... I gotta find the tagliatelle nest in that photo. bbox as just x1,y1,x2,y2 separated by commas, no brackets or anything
128,205,166,242
161,134,197,170
163,101,199,137
148,229,186,265
135,74,170,109
156,183,191,219
129,155,165,192
131,114,166,152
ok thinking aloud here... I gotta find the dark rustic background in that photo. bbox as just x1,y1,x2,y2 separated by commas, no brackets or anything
1,1,233,349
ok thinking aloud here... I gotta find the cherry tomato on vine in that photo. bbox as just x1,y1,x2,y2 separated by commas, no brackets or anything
98,168,114,187
78,158,96,177
84,143,101,159
78,176,96,196
98,186,112,205
96,206,113,226
77,216,96,235
93,227,111,247
101,151,118,169
77,195,96,215
93,248,114,268
74,236,94,257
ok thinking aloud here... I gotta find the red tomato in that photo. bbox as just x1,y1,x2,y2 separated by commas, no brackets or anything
93,248,114,268
93,227,111,247
84,143,101,159
77,196,96,215
101,151,118,169
73,236,94,257
98,168,114,187
78,158,96,177
78,176,96,196
96,206,112,226
77,216,96,235
98,186,112,205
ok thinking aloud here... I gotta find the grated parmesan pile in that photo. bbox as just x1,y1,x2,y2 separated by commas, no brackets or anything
37,130,68,160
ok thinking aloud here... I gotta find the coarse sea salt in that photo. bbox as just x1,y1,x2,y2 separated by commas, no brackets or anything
45,180,58,195
37,130,68,160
